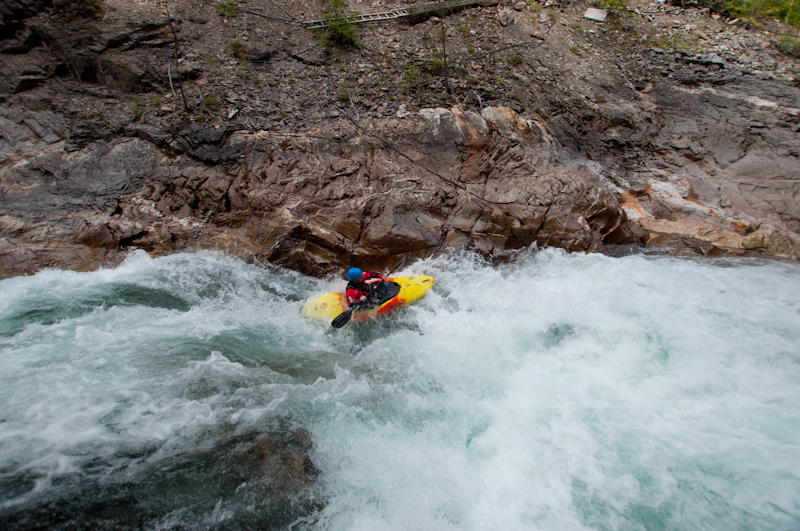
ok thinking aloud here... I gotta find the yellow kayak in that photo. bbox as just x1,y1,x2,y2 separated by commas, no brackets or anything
302,276,434,323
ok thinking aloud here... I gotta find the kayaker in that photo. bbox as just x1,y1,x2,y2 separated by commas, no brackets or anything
345,268,384,307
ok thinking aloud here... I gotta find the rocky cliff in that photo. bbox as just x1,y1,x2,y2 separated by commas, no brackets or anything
1,0,799,277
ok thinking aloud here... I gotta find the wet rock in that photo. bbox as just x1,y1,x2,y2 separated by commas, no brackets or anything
253,428,320,493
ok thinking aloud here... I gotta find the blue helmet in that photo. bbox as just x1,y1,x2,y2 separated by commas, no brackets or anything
347,268,363,281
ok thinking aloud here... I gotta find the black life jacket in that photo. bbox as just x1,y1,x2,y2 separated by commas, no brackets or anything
346,279,369,296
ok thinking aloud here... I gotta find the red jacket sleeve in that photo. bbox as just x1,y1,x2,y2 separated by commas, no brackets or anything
363,270,383,280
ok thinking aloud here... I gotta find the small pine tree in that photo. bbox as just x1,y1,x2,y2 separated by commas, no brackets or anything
316,0,360,47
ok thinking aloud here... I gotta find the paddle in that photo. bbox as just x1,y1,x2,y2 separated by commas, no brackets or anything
331,256,407,329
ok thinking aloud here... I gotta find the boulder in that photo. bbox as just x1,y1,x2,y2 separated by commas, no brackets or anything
743,223,800,259
498,9,515,26
253,427,320,493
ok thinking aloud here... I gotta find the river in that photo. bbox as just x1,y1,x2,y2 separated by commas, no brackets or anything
1,248,799,530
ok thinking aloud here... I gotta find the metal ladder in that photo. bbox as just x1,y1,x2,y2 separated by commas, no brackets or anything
304,8,411,29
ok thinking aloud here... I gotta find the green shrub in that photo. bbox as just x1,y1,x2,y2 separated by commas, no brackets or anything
777,36,800,58
402,66,420,91
468,42,476,54
424,59,446,73
130,98,144,118
458,24,470,37
597,0,627,11
323,17,359,46
228,39,259,84
216,1,238,18
54,0,105,16
200,94,219,113
315,0,360,48
508,54,524,66
229,38,246,60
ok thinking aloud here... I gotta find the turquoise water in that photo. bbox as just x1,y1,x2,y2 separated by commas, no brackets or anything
1,249,799,530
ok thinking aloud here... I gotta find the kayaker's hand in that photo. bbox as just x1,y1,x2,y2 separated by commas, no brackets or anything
359,295,367,302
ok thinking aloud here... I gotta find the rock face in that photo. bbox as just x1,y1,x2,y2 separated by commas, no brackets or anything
601,78,800,259
0,0,799,276
0,104,628,276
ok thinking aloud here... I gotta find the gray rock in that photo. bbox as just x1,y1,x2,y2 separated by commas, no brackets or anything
743,223,800,259
126,124,172,147
499,9,515,26
1,29,41,54
13,76,47,93
711,75,737,84
690,53,726,66
22,115,62,143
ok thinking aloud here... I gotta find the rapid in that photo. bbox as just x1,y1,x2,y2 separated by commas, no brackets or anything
1,248,799,530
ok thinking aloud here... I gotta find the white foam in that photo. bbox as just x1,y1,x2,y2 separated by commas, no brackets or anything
1,249,800,529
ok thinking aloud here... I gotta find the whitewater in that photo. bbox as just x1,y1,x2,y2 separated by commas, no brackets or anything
1,248,799,530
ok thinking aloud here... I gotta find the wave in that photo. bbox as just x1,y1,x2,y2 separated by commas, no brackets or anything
1,249,799,530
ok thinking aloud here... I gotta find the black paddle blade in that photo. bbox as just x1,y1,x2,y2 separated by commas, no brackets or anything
331,307,354,328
